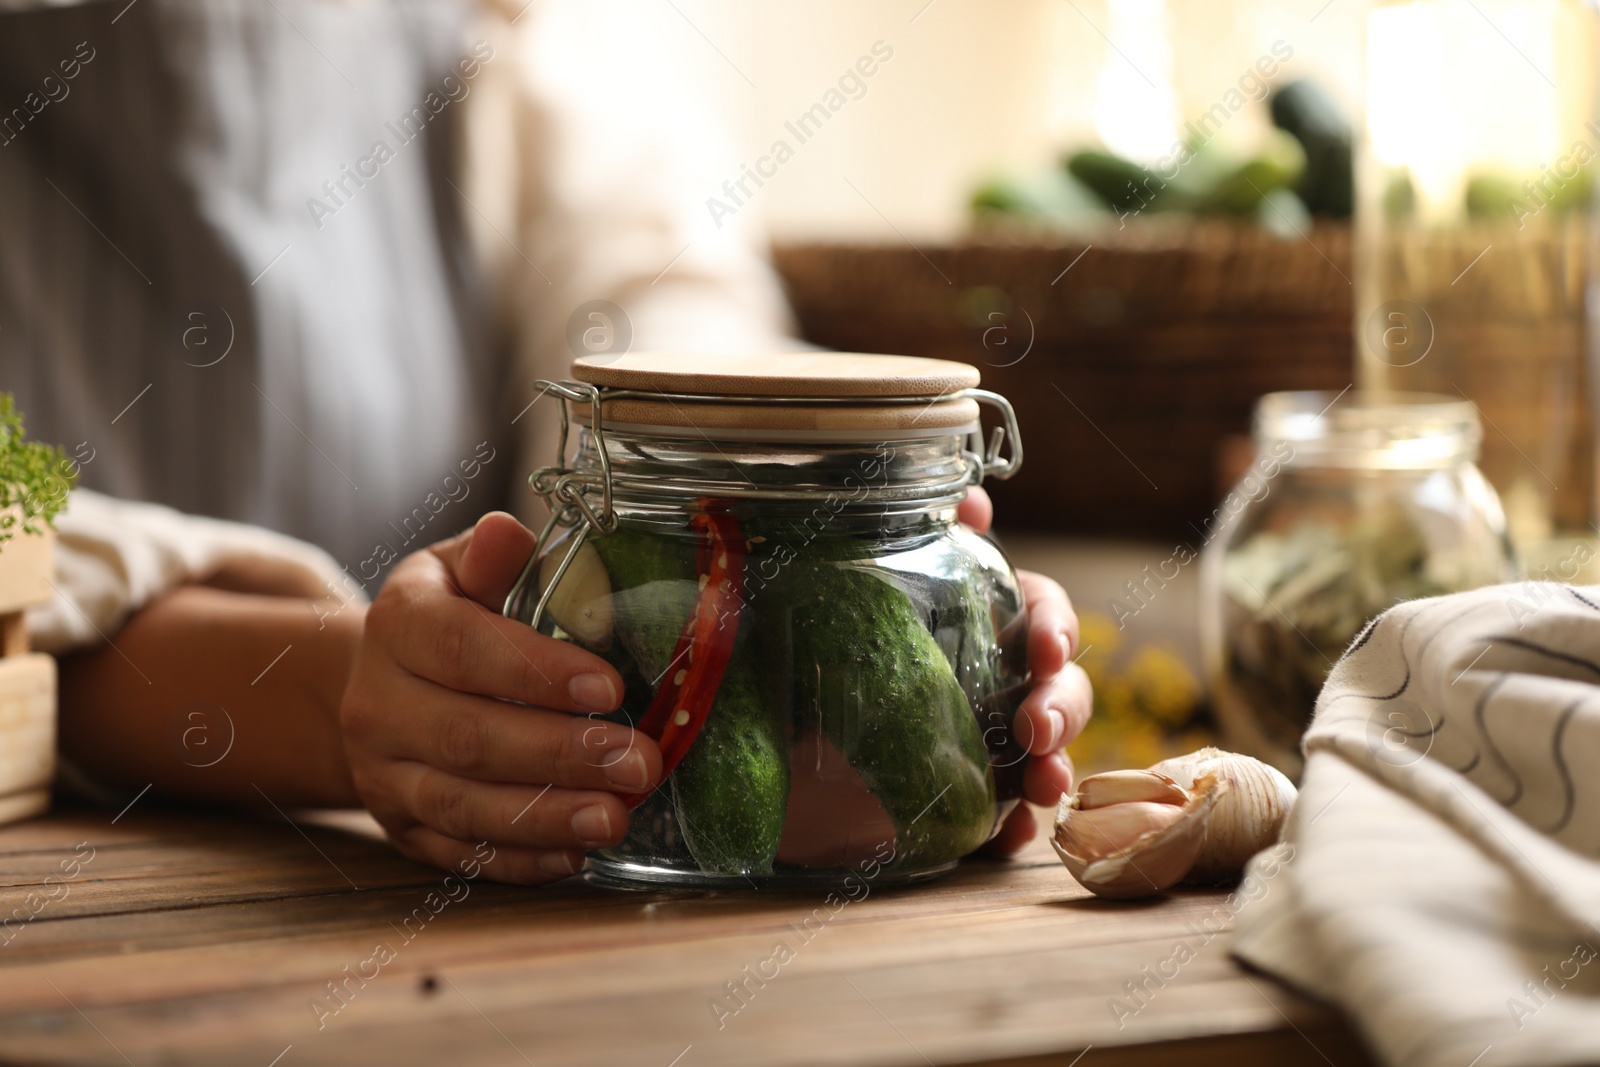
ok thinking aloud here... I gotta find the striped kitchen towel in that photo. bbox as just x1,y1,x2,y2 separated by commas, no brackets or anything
1232,581,1600,1067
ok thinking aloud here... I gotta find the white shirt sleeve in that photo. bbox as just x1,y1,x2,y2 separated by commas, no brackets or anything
26,488,364,656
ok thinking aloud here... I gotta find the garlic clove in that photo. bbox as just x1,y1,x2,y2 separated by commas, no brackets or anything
1052,775,1227,900
1074,769,1190,810
1149,747,1296,884
1058,801,1186,858
537,541,614,649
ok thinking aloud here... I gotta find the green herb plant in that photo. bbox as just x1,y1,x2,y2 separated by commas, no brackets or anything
0,394,75,549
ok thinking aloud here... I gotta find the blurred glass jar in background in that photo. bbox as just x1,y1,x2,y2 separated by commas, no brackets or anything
1358,0,1600,576
1200,391,1516,778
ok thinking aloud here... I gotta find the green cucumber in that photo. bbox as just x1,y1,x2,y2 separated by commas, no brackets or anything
970,169,1103,227
591,525,788,874
769,558,997,868
592,528,698,679
671,651,788,875
952,567,999,709
1190,130,1305,216
1269,79,1353,217
1067,149,1178,214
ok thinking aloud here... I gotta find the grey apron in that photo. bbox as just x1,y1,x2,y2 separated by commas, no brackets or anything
0,0,512,577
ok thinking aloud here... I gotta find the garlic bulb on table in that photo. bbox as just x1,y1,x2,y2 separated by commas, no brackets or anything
1149,747,1296,883
1052,748,1297,900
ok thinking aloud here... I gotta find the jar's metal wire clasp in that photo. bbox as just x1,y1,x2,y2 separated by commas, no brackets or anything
966,388,1024,482
503,380,618,628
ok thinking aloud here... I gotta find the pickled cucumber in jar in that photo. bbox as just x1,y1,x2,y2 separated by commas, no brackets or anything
538,512,1019,877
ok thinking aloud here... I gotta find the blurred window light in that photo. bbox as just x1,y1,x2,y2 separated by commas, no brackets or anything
1091,0,1181,163
1368,0,1564,222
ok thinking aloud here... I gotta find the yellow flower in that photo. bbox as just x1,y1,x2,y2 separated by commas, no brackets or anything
1066,732,1106,774
1126,645,1201,727
1118,727,1170,773
1098,676,1139,723
1067,624,1215,775
1076,611,1122,666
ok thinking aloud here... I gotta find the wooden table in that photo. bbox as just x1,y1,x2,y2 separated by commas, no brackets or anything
0,803,1376,1067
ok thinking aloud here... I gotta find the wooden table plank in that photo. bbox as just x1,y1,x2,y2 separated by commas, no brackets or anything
0,805,1376,1067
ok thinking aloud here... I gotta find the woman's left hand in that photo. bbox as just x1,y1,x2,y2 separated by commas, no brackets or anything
956,486,1091,856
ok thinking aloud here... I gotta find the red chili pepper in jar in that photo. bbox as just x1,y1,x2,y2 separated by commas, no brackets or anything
623,506,746,807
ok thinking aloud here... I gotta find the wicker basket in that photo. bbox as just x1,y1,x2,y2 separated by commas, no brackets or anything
772,221,1354,539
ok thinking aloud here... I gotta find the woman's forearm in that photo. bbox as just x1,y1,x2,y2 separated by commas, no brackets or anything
57,586,366,808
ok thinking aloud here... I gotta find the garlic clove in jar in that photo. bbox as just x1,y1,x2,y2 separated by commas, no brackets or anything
1052,768,1225,900
537,540,614,649
1149,747,1296,884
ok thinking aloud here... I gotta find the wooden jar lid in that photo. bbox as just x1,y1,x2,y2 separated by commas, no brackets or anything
573,352,981,398
571,352,983,439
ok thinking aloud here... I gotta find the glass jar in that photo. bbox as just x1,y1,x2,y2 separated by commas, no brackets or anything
504,353,1029,889
1199,390,1516,779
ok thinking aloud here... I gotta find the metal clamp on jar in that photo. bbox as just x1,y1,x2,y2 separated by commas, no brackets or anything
503,352,1027,889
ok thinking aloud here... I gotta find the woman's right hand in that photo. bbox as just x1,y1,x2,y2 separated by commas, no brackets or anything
339,512,663,884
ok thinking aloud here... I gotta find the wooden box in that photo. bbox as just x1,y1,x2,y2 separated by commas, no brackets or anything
0,524,55,824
